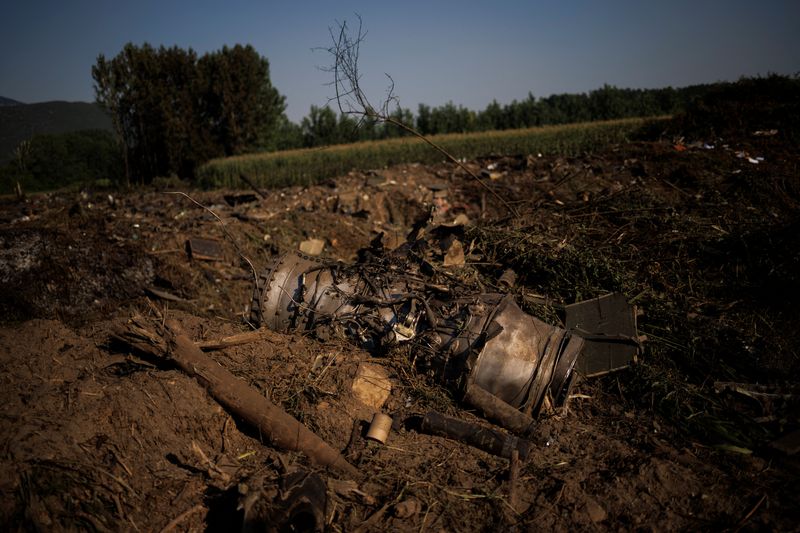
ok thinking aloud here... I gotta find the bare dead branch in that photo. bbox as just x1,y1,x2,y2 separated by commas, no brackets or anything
114,316,359,478
320,16,520,218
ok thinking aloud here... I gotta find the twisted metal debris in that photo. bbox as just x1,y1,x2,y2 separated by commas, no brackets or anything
249,232,594,423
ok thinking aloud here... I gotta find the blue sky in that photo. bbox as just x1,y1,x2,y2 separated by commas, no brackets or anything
1,0,798,122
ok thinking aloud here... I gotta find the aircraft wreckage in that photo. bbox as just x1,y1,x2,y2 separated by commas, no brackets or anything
113,219,645,527
249,224,643,437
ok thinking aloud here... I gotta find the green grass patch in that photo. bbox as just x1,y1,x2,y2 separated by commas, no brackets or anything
197,117,664,189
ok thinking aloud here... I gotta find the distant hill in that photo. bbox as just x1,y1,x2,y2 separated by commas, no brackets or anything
0,101,113,164
0,96,22,106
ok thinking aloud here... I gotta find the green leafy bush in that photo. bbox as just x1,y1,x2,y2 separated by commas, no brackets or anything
0,130,122,193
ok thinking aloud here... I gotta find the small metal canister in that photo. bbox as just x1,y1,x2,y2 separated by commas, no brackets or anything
366,413,393,444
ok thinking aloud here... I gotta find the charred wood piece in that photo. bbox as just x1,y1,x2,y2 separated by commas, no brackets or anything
420,410,535,460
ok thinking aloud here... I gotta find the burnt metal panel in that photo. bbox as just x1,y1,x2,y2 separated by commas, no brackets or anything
565,292,640,377
186,237,224,262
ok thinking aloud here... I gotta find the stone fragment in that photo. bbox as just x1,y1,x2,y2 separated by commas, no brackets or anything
585,497,607,523
351,363,391,409
299,238,325,256
394,498,422,518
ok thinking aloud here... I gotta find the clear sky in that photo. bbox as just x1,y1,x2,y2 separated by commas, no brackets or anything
1,0,798,122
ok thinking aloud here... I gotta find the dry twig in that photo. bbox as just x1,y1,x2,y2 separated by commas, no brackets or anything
320,16,519,218
166,191,258,287
159,504,205,533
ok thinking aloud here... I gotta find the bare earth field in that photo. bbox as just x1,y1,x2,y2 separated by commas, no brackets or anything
1,104,799,531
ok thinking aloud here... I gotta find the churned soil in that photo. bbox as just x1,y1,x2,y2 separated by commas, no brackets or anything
1,109,798,531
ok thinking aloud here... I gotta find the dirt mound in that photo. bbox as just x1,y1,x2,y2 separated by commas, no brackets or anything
652,74,800,145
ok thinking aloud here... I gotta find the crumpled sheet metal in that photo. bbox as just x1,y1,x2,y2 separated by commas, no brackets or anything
467,295,583,413
251,252,583,417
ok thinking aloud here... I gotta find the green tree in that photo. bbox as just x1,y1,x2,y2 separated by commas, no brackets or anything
336,112,362,143
301,105,339,147
93,44,203,182
382,107,414,138
589,84,627,120
477,99,504,130
266,114,304,151
416,104,432,135
0,130,122,193
427,102,476,134
197,45,285,156
93,42,285,183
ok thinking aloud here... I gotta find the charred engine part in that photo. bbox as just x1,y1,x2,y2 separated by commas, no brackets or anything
458,294,583,415
250,251,424,349
250,251,583,421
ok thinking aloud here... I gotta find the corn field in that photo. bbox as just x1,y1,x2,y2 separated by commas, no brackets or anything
197,117,664,189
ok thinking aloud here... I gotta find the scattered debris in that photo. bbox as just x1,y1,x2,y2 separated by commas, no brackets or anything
196,328,284,351
508,448,522,514
249,213,645,438
299,238,325,256
565,293,642,377
753,129,778,137
419,410,534,460
497,268,517,289
250,248,586,432
352,363,392,409
327,478,377,506
480,169,503,181
463,382,537,437
186,237,224,261
442,238,465,266
365,413,392,444
144,286,187,303
239,468,327,533
735,151,765,164
114,315,358,478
